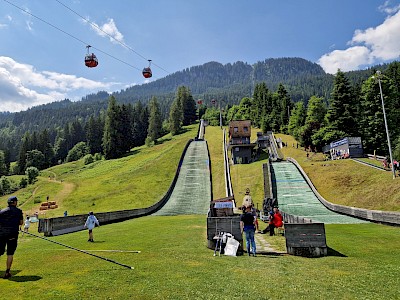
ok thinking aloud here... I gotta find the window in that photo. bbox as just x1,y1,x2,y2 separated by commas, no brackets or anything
233,127,238,133
243,126,248,132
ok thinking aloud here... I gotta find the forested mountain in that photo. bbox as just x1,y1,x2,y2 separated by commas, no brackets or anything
0,57,383,128
0,57,390,164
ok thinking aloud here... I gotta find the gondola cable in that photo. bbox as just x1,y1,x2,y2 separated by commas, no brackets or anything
54,0,170,74
3,0,141,71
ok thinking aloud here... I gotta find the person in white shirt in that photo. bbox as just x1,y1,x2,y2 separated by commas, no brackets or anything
22,216,30,236
84,212,100,242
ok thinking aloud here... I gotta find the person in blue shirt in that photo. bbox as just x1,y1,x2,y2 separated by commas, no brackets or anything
240,205,257,256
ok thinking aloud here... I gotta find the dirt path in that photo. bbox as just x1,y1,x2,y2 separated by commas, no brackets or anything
22,177,75,216
254,233,286,254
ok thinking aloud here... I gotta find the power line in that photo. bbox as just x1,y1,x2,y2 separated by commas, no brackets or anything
54,0,170,74
3,0,141,72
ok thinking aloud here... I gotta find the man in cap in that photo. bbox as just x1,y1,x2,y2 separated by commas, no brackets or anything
0,196,23,279
241,188,259,232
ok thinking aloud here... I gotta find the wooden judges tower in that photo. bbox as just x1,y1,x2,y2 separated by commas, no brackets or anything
227,120,256,164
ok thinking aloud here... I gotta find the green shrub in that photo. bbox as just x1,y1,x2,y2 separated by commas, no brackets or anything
145,137,155,147
66,142,89,162
26,166,39,184
83,154,94,165
94,153,103,161
19,177,28,188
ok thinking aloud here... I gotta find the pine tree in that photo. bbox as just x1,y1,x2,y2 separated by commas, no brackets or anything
252,82,272,128
288,101,306,141
0,150,7,176
86,115,104,154
359,77,389,154
179,87,197,125
169,98,183,135
103,96,121,159
17,132,30,174
38,129,55,168
275,83,292,132
300,96,327,149
147,96,162,143
132,102,149,147
325,70,358,136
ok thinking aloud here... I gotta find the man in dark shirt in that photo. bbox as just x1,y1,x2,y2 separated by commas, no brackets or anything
240,205,257,256
0,196,23,279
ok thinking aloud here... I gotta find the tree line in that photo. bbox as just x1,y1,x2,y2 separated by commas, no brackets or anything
201,61,400,161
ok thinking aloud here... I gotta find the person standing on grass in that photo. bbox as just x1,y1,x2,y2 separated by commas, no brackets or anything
240,205,257,257
84,211,99,242
0,196,23,279
22,216,31,236
242,188,253,210
242,188,259,232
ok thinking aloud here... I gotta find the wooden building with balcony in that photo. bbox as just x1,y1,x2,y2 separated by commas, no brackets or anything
228,120,256,164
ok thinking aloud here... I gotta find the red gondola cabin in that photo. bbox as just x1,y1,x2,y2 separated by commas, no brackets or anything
142,59,152,78
85,53,98,68
142,67,152,78
84,45,98,68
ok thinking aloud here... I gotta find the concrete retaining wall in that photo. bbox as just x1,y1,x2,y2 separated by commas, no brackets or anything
286,157,400,226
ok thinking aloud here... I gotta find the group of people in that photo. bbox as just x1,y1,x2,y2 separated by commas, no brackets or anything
0,195,100,279
240,189,283,257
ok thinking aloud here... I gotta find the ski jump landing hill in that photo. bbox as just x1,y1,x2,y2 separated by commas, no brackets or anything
39,120,212,236
273,158,400,226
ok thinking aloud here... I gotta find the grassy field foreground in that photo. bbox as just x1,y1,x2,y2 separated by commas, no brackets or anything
0,216,399,299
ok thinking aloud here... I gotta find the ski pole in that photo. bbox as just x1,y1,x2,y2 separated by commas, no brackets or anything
21,231,134,269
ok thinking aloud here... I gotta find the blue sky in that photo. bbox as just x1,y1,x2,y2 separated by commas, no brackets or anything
0,0,399,112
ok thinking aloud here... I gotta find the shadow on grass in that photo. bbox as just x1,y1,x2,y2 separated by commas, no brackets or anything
156,137,173,145
327,246,347,257
6,271,42,282
244,250,287,257
123,149,141,157
257,150,269,161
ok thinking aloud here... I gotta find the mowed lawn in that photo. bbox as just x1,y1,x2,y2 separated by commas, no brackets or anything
0,125,399,299
0,217,399,299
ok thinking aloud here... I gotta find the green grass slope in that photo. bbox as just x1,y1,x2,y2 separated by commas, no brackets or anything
1,125,198,217
0,126,399,299
275,133,400,212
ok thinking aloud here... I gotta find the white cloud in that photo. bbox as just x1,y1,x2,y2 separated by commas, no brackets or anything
318,46,373,74
318,9,400,74
0,56,113,112
25,20,33,31
89,18,124,44
379,1,400,14
351,10,400,61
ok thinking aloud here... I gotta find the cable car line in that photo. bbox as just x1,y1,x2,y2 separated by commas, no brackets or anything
3,0,141,71
54,0,170,74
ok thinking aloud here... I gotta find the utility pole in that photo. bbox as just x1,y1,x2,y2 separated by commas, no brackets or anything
375,71,396,179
